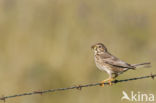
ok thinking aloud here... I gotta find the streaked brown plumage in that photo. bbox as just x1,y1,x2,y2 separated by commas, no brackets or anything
91,43,151,86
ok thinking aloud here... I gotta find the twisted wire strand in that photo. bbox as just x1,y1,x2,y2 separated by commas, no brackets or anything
0,73,155,102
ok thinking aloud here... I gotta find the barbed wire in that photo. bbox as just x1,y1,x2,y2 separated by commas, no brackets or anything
0,73,155,102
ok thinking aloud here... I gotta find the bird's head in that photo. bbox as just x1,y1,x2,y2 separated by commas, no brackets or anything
91,43,107,54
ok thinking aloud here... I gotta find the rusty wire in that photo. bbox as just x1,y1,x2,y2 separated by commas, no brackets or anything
0,73,155,102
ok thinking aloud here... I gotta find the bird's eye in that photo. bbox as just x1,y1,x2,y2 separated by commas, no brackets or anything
99,45,102,48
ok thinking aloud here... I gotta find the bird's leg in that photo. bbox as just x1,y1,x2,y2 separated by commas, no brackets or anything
100,75,116,87
100,78,113,87
107,77,115,86
100,78,110,87
107,74,118,86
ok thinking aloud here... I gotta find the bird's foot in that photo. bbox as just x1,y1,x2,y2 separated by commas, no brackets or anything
100,78,114,87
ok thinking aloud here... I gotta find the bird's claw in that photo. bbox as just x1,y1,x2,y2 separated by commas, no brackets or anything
100,78,114,87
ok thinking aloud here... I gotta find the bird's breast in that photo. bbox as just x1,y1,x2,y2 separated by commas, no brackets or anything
94,55,112,74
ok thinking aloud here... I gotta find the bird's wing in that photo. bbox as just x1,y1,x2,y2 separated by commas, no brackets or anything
100,53,134,69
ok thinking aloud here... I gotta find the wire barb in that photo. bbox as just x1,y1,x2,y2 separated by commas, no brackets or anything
150,73,155,80
0,96,5,103
76,85,82,90
0,73,155,102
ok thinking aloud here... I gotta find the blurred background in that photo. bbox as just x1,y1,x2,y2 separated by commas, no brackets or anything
0,0,156,103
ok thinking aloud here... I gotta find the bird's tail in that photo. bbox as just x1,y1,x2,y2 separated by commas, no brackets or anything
131,62,151,69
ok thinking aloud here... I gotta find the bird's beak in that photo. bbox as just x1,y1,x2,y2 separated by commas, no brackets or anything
91,45,96,50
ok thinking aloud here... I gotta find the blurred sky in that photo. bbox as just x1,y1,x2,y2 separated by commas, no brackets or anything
0,0,156,103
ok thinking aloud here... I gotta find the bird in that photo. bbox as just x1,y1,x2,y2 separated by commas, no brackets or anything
91,43,151,86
